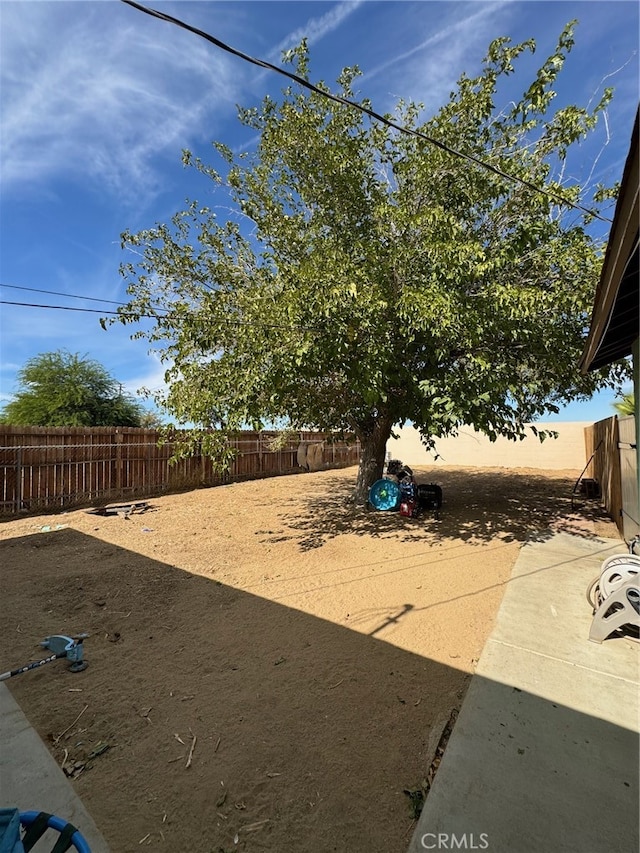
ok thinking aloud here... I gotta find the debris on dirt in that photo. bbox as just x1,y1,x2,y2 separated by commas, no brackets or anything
63,760,87,779
241,818,270,833
84,501,150,518
404,707,460,820
138,707,152,723
54,704,88,744
88,741,110,759
424,709,459,796
185,730,196,768
403,787,425,820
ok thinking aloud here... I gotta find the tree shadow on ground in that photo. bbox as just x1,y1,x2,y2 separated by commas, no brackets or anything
272,467,615,552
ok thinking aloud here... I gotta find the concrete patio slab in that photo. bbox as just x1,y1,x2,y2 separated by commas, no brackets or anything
408,531,639,853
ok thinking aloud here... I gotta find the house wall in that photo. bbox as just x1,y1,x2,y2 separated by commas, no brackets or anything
387,423,590,470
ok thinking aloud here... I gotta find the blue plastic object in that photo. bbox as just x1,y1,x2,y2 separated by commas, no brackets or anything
369,478,400,510
0,809,23,853
19,812,91,853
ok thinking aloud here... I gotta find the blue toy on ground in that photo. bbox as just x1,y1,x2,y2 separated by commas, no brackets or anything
0,809,91,853
368,478,400,510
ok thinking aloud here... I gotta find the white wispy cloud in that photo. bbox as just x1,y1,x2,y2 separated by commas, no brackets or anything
361,1,514,110
0,301,165,400
121,352,168,398
268,0,365,60
0,2,241,201
229,1,365,153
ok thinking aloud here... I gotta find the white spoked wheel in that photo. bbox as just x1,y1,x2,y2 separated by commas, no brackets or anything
600,553,640,574
586,576,602,611
599,564,639,600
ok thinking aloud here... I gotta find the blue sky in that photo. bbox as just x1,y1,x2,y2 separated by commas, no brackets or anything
0,0,637,424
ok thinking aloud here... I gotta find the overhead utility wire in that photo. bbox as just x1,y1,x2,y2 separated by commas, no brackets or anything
121,0,613,225
0,301,146,316
1,282,184,317
0,300,319,333
0,282,126,306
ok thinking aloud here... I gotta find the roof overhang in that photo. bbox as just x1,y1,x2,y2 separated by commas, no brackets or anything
580,108,639,373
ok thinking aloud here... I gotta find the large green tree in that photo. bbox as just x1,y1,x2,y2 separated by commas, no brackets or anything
116,25,630,503
1,350,145,427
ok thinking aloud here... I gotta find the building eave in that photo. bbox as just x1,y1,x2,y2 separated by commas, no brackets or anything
580,108,639,374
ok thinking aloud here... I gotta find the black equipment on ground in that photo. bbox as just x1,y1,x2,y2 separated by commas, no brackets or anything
382,458,442,520
417,484,443,513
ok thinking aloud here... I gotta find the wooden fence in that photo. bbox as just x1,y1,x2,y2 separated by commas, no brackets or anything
584,415,638,538
0,426,360,515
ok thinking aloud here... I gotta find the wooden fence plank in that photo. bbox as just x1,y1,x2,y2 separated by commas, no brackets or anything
584,416,625,535
0,427,360,514
618,415,639,538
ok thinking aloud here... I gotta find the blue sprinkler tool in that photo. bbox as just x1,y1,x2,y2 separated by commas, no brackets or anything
0,635,89,682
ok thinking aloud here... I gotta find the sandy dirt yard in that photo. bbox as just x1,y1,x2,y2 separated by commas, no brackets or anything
0,465,617,853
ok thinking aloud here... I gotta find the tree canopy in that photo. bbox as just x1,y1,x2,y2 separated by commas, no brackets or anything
115,23,631,502
0,350,145,427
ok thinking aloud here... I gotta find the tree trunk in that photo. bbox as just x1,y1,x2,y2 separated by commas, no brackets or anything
354,414,393,505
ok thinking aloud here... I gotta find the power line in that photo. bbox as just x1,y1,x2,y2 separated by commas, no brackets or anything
0,299,320,333
0,283,316,332
121,0,613,224
0,282,169,316
0,300,145,316
0,282,126,306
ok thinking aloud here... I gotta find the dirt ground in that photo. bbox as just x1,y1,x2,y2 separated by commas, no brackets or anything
0,465,619,853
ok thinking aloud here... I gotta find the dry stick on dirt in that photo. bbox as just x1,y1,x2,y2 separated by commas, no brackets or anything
242,819,270,833
54,704,88,744
185,730,197,768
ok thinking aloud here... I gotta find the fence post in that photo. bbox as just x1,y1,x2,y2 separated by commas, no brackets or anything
115,432,123,496
200,438,207,485
16,448,22,512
